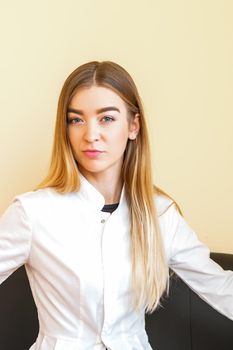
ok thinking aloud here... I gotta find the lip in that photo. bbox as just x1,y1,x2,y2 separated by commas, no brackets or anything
82,150,105,159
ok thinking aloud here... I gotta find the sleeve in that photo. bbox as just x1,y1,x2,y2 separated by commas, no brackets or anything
166,203,233,321
0,199,32,285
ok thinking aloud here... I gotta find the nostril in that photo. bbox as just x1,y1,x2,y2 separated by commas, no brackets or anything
84,129,100,142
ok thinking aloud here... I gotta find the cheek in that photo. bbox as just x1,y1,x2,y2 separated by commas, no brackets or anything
68,129,80,150
67,130,74,146
119,130,130,151
110,124,129,144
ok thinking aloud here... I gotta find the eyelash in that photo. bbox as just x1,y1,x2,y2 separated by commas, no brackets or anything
101,116,115,123
67,117,83,125
67,116,116,124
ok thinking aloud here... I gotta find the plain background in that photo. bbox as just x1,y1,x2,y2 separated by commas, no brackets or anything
0,0,232,253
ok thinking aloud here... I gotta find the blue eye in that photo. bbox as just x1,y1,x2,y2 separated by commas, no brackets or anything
67,117,84,124
102,116,115,123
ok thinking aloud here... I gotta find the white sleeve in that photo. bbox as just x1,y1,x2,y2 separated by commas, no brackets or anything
0,199,32,285
166,203,233,321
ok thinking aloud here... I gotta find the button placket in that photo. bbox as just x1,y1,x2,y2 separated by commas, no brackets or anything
99,211,113,341
100,211,110,224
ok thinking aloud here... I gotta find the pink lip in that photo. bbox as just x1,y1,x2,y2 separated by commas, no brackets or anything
83,150,104,159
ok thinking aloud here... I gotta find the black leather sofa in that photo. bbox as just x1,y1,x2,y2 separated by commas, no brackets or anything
145,253,233,350
0,253,232,350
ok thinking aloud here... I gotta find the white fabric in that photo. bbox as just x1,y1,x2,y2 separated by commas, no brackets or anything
0,175,232,350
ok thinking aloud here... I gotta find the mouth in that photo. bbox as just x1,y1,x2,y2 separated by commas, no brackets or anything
82,150,105,158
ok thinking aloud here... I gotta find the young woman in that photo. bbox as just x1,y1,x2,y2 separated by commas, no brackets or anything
0,61,232,350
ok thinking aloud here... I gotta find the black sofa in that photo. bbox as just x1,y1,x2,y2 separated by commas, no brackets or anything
145,253,233,350
0,253,232,350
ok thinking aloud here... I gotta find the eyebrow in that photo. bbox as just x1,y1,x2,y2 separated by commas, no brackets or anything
67,106,120,115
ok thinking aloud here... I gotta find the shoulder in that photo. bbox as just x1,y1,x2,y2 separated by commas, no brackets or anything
14,187,59,204
0,189,57,229
13,188,69,218
154,193,176,216
154,193,184,260
154,193,183,233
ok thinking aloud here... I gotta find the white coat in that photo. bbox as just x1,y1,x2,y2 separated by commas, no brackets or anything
0,175,233,350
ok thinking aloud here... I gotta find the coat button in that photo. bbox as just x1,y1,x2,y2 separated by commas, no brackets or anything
101,219,106,223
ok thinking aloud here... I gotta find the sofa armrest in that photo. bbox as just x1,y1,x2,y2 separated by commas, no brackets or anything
145,252,233,350
0,265,39,350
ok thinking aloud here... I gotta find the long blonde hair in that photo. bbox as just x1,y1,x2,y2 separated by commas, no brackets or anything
36,61,178,312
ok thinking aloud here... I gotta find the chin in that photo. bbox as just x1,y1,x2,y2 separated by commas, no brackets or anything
78,164,107,175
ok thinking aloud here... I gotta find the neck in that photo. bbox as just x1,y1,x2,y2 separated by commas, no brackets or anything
79,169,123,205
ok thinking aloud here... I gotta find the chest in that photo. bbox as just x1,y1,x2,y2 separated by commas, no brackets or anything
28,200,132,294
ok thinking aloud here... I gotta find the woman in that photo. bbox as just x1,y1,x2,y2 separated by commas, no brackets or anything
0,61,232,350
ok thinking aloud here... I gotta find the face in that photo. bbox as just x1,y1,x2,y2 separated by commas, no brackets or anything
67,85,139,182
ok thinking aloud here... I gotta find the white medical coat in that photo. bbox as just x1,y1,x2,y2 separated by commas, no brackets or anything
0,175,233,350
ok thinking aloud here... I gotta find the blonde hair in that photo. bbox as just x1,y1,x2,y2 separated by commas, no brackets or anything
36,61,179,313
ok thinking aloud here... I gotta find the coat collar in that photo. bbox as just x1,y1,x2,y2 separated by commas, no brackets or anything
78,174,127,212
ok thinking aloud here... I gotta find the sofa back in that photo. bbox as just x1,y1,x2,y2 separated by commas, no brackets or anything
145,253,233,350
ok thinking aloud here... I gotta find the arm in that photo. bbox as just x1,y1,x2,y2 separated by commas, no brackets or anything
0,199,32,285
165,203,233,320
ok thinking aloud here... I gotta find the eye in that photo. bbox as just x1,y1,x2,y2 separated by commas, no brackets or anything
101,116,115,123
67,117,84,125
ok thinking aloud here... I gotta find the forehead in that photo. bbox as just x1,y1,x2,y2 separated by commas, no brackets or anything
69,85,127,111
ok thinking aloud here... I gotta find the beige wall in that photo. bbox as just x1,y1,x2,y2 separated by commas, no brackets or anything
0,0,232,253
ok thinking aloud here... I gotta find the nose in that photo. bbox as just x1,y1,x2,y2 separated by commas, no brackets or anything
84,121,100,142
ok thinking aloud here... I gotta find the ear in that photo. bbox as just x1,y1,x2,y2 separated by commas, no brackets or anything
128,113,140,140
